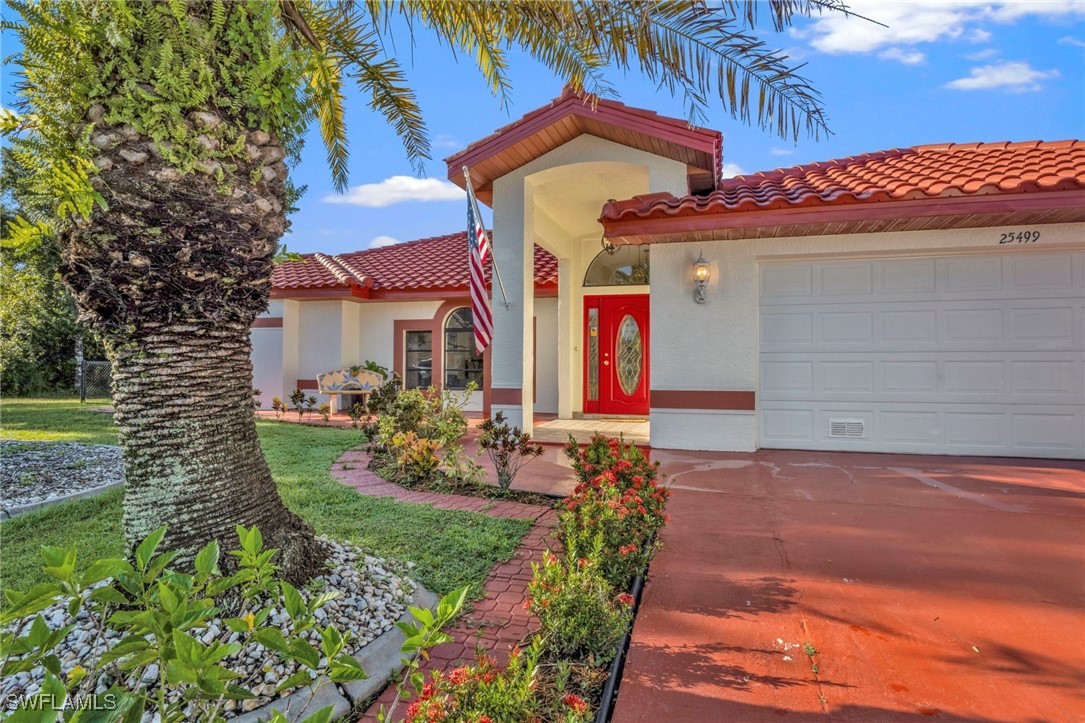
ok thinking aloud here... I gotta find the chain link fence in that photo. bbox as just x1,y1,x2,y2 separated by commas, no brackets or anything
79,360,112,402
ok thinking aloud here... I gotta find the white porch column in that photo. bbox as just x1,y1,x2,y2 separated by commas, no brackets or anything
557,257,576,419
281,299,300,399
490,176,534,434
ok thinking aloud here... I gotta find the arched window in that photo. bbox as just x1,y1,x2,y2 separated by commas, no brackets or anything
583,245,650,287
444,308,483,389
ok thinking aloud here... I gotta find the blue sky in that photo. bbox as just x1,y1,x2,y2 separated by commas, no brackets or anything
297,1,1085,256
4,2,1083,255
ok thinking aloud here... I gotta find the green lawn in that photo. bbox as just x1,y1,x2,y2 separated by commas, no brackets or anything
1,398,531,599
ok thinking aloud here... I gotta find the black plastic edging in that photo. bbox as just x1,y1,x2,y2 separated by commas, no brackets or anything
595,537,654,723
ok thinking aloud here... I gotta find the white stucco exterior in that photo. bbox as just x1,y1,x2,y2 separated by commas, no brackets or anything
490,135,688,431
649,222,1085,452
252,102,1083,461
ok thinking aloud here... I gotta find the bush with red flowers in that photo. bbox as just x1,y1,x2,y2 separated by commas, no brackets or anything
560,434,670,589
527,547,630,665
403,641,594,723
401,434,670,722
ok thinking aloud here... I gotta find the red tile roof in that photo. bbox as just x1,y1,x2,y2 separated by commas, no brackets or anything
273,232,558,293
600,140,1085,223
446,88,722,203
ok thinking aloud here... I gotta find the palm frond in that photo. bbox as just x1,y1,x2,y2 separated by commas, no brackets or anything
306,53,350,192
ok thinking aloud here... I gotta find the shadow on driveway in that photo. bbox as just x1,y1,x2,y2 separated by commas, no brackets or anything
613,450,1085,722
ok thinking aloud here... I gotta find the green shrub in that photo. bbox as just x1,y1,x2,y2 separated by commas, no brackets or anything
401,641,594,723
0,525,367,722
560,435,669,589
2,526,469,723
527,547,629,666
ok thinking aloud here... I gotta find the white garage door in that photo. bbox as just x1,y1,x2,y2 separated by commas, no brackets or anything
759,250,1085,459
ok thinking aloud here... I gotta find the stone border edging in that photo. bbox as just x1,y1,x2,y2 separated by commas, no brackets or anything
231,584,440,723
1,480,123,521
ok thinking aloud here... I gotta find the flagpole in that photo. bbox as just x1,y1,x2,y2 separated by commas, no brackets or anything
463,167,511,311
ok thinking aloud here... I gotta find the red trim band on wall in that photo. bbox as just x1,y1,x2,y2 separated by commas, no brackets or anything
296,379,319,391
252,317,283,328
491,388,523,405
651,390,755,411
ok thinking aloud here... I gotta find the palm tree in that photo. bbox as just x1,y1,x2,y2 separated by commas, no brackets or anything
3,0,840,582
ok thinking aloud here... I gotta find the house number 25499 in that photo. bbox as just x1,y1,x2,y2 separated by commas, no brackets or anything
998,230,1040,244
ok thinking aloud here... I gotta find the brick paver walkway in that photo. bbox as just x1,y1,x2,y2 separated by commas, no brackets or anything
327,447,560,721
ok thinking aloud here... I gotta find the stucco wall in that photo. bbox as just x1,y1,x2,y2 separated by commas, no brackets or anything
356,300,444,371
534,297,559,414
491,134,688,429
250,328,283,408
649,222,1085,451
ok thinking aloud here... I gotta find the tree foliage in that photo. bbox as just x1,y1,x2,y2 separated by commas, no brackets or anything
0,149,104,396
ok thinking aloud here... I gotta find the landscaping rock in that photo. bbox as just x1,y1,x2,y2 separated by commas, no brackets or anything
1,538,414,720
1,441,124,517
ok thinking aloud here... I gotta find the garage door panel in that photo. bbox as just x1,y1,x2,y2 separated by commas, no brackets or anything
819,262,874,295
761,254,1085,307
759,250,1085,459
880,258,937,294
820,312,874,343
760,400,1085,457
761,352,1083,406
1012,414,1083,453
821,361,875,393
763,298,1081,353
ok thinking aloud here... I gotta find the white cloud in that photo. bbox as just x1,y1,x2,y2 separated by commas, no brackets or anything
965,48,999,60
945,61,1060,92
769,147,796,157
795,1,1083,56
369,235,400,248
721,162,745,178
879,47,926,64
324,176,465,207
433,134,462,151
1059,35,1085,47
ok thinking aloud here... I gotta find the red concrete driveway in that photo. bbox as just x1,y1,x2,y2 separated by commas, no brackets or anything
613,450,1085,722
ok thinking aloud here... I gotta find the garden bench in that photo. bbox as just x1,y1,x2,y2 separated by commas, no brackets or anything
316,366,385,412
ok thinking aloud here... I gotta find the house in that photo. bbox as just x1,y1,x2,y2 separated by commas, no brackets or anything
254,90,1085,459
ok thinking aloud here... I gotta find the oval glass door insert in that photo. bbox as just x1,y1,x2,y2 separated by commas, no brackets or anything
615,314,642,396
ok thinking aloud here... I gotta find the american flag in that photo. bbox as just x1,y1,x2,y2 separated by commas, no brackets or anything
466,182,494,354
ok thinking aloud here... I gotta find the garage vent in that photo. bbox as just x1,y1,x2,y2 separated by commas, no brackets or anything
829,418,865,438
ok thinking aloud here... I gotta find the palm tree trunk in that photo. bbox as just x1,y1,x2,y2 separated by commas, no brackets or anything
111,321,324,584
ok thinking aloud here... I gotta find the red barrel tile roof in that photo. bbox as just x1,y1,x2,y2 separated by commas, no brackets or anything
600,140,1085,223
273,232,558,292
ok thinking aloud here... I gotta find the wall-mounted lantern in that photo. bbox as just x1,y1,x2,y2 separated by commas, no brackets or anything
693,251,710,304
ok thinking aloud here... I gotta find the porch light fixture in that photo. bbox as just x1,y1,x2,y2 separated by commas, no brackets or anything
600,201,619,255
693,251,710,304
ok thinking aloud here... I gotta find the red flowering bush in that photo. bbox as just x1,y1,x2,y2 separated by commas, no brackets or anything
403,642,593,723
561,435,670,589
527,548,629,665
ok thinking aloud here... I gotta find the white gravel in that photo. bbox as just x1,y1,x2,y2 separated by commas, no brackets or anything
1,441,124,510
1,538,414,719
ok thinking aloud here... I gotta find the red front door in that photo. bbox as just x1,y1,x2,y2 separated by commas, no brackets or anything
583,295,650,416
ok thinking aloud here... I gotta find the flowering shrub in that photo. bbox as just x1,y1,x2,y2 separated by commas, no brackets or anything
403,642,594,723
395,434,670,722
527,548,629,665
560,435,669,589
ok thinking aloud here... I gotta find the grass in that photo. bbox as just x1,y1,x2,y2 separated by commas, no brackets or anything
1,397,532,600
0,397,118,445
